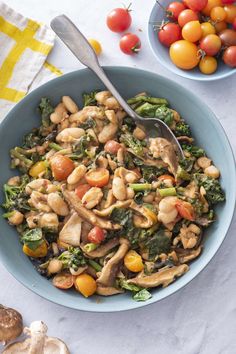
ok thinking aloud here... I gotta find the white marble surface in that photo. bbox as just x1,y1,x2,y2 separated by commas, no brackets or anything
1,1,236,353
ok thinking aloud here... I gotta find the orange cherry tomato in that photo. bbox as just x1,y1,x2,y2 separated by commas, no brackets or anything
158,175,176,184
210,6,227,22
50,155,74,181
202,0,223,16
182,21,202,42
104,140,121,154
124,250,144,273
74,274,97,297
52,272,74,289
88,226,105,244
75,184,91,199
176,200,195,221
201,22,216,38
85,168,110,187
169,40,200,70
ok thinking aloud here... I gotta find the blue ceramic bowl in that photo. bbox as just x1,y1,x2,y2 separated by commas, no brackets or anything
148,0,236,81
0,67,235,312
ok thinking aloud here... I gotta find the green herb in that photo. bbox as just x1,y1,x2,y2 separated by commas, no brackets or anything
194,173,225,205
83,91,98,106
38,97,54,127
2,175,30,212
133,289,152,302
174,121,191,137
182,144,205,158
120,132,144,157
21,228,44,250
119,279,142,292
80,117,96,130
58,247,87,270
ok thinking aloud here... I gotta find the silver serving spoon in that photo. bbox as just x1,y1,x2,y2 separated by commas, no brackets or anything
50,15,184,173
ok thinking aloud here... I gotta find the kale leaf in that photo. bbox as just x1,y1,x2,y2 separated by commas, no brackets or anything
143,230,171,259
181,144,205,158
58,247,87,270
120,132,144,156
194,173,225,205
38,98,54,127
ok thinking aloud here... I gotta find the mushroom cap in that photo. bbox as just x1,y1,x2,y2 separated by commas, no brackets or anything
3,337,70,354
0,305,23,343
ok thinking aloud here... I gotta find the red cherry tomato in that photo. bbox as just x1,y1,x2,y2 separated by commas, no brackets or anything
106,6,132,33
166,2,186,20
200,34,222,56
178,9,199,27
119,33,141,55
222,0,234,4
184,0,208,12
104,140,121,154
158,23,182,47
88,226,105,244
75,184,91,199
223,46,236,67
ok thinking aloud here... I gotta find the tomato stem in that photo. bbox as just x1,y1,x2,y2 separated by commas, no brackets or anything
131,42,141,53
123,2,132,12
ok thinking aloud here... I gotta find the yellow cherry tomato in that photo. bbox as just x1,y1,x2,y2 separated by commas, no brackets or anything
29,161,47,177
182,21,202,42
199,56,218,74
202,0,223,16
214,21,227,33
144,207,158,224
169,40,200,70
201,22,216,38
74,274,97,297
23,240,48,258
124,250,144,273
210,6,227,22
88,39,102,55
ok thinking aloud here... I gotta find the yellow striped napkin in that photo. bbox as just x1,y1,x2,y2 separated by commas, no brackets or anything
0,1,62,121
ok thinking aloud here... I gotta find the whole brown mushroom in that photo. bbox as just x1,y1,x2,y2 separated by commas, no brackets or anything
0,305,23,344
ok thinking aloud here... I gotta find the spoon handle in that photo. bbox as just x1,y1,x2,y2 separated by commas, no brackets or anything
51,15,137,120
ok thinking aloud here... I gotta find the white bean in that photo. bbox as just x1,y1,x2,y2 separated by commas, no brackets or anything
50,103,68,124
67,165,87,185
7,176,20,186
82,187,103,209
25,179,51,194
39,212,59,229
133,126,146,140
112,177,127,201
62,96,79,113
47,193,69,216
47,259,63,274
197,157,212,169
126,187,135,199
204,165,220,179
95,91,111,105
125,172,139,184
105,97,120,110
158,196,178,224
56,127,85,143
98,110,118,143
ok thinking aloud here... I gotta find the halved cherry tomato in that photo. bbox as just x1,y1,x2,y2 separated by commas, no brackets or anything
158,175,176,184
88,226,105,244
85,168,110,187
176,200,195,221
52,272,74,289
104,140,121,154
75,184,91,199
50,155,74,181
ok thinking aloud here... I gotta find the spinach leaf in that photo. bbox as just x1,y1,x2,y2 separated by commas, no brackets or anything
144,230,171,259
21,228,43,250
133,289,152,302
119,279,142,292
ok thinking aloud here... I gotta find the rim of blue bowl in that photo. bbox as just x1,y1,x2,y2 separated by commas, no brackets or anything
0,66,235,312
148,3,236,81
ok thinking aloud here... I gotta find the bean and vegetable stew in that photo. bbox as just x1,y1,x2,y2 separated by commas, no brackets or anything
2,91,225,301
